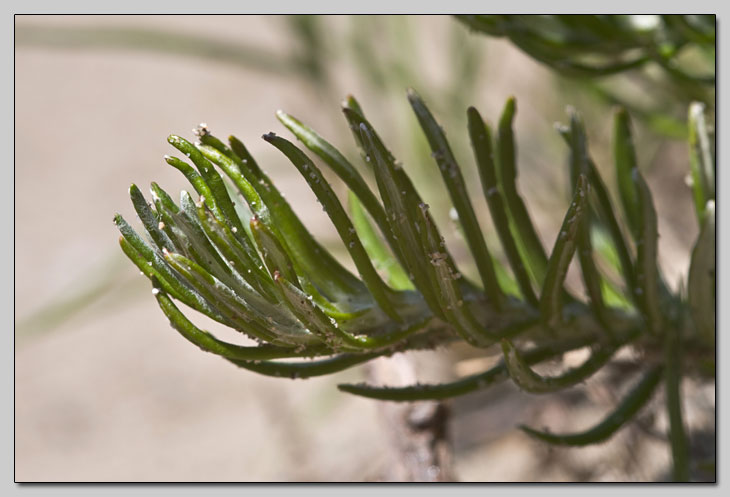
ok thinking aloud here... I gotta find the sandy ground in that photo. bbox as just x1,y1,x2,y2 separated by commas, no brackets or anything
14,15,712,482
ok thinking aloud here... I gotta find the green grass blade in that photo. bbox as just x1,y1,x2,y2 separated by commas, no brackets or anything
468,106,538,306
540,175,589,331
501,339,618,394
262,133,402,321
348,192,413,290
520,365,664,446
496,97,549,286
688,201,715,344
408,89,505,309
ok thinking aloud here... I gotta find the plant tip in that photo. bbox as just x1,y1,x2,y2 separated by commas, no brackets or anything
193,123,209,137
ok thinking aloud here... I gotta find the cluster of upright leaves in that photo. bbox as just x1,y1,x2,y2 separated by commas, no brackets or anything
455,15,715,83
116,90,713,481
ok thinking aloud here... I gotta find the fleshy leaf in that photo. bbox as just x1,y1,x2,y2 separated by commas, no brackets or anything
520,365,664,446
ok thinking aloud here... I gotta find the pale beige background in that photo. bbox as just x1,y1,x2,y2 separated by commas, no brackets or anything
15,15,708,482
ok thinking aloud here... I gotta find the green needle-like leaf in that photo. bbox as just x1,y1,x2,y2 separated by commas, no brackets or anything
565,114,611,331
414,198,497,346
114,214,222,321
263,133,402,321
194,141,264,212
501,339,618,394
613,107,641,239
168,135,245,234
540,175,589,331
275,110,405,264
177,192,238,280
520,365,664,446
338,332,599,401
129,184,175,253
345,109,445,319
586,161,638,304
196,204,277,301
468,106,538,306
230,353,379,379
164,154,227,225
209,134,366,300
634,171,662,335
496,97,549,286
665,320,690,481
688,102,715,222
348,192,414,290
163,250,303,345
250,215,301,290
250,216,362,321
153,285,335,360
556,126,636,297
118,236,207,315
272,271,429,352
688,200,715,344
408,89,505,309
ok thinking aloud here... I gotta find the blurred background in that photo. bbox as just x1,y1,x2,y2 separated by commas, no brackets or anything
15,15,714,481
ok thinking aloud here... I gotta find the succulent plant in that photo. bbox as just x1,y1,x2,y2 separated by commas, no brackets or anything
455,15,715,83
115,88,714,481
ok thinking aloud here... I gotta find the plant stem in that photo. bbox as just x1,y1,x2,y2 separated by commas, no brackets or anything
366,355,456,481
665,324,690,481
